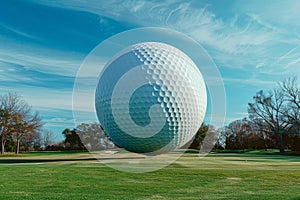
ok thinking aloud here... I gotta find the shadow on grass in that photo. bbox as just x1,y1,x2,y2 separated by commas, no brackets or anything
210,153,300,162
0,158,97,164
21,151,88,156
184,149,300,162
0,156,146,164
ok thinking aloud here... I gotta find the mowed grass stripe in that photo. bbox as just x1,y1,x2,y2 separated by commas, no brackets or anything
0,151,300,199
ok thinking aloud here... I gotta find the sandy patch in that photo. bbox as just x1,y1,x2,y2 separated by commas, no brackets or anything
227,177,242,181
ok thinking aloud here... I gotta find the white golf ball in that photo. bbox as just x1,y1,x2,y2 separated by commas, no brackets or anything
95,42,207,154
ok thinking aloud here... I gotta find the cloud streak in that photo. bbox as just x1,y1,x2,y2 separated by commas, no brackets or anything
31,0,300,80
1,0,299,134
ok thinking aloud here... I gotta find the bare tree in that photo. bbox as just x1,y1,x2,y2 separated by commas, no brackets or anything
40,129,57,149
248,89,290,154
76,123,114,151
279,77,300,131
225,118,252,150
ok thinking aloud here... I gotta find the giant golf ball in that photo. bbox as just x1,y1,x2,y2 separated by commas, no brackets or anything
95,42,207,154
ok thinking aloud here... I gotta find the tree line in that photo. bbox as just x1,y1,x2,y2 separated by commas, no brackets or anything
0,92,115,154
193,77,300,154
44,123,115,151
1,77,299,155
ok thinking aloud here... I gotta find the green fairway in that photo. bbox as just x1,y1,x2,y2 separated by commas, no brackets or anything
1,151,300,200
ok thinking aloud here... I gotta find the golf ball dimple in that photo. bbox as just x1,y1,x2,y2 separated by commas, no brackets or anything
95,42,207,154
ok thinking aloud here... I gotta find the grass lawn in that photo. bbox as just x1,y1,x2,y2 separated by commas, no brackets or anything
0,150,300,200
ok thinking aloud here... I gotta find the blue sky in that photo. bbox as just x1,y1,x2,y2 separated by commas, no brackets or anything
1,0,300,141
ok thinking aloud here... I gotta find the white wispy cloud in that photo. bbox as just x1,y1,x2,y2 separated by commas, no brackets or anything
2,0,300,126
0,45,83,76
31,0,300,81
233,0,300,27
0,22,40,41
222,77,277,87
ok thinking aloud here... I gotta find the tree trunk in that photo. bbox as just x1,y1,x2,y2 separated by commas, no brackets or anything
278,133,285,154
16,139,20,154
1,136,5,155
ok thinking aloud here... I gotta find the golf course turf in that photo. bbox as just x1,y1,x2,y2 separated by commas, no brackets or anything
0,150,300,199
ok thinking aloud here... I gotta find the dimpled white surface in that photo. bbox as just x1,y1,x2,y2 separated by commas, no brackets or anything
95,42,207,154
